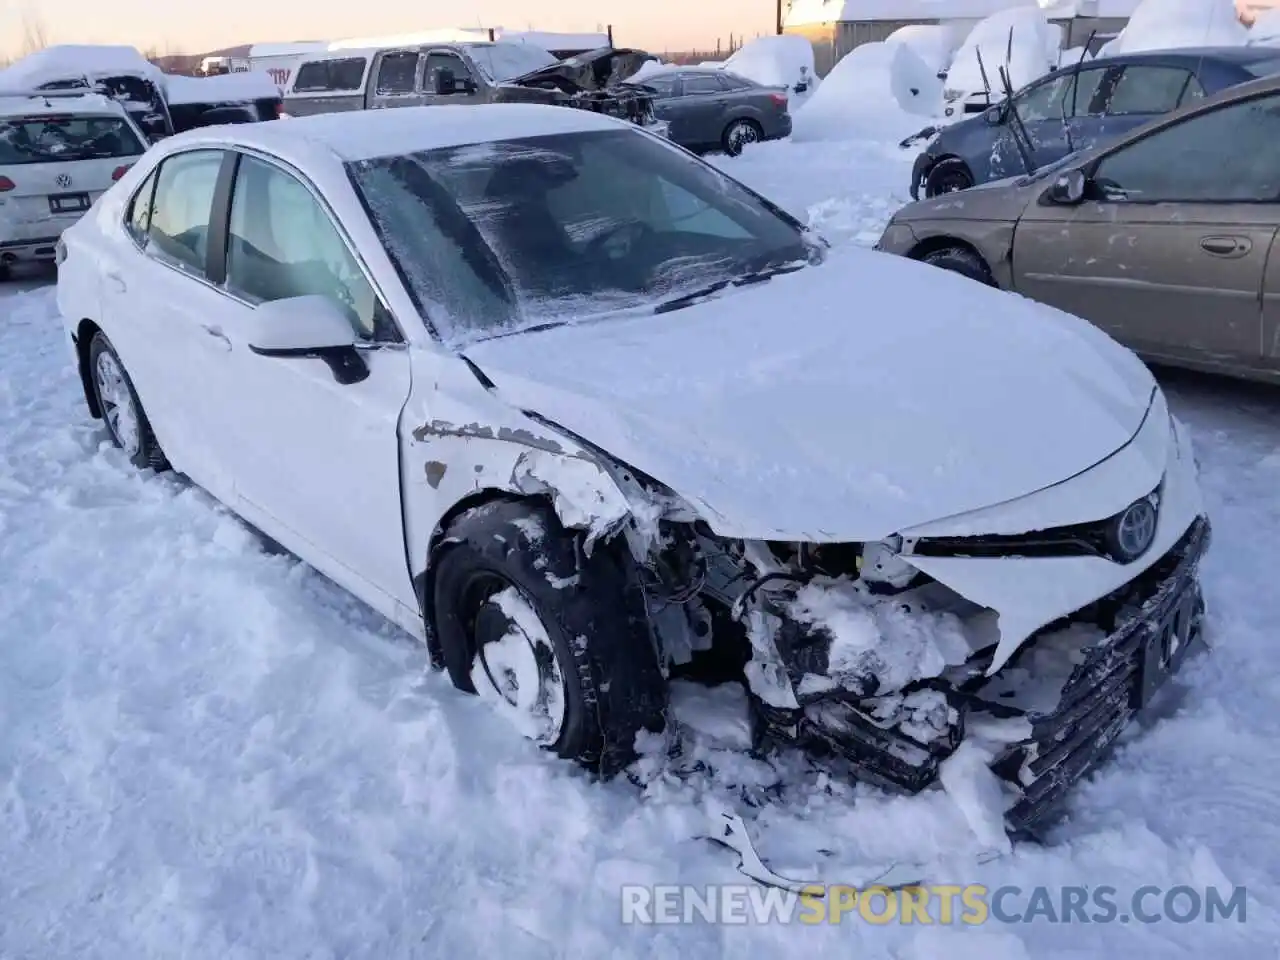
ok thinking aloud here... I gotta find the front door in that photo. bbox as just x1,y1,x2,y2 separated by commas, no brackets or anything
1013,89,1280,368
203,151,417,611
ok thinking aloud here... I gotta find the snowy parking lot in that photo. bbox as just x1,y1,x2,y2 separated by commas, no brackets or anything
3,132,1280,959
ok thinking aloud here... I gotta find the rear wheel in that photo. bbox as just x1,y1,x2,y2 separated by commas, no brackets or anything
0,262,10,283
722,119,762,157
431,499,668,773
87,332,169,471
923,158,974,197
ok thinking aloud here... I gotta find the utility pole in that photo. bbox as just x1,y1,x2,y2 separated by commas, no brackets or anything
776,0,785,34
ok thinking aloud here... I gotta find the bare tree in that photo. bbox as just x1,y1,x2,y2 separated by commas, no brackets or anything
19,5,51,56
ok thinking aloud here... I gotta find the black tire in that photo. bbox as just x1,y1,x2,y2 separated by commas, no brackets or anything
923,158,974,198
431,499,668,775
722,118,762,157
87,331,169,471
920,246,995,286
0,262,10,283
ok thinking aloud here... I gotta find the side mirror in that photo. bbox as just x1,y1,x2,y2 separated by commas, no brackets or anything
244,295,368,384
1048,168,1088,205
433,69,455,95
983,105,1004,125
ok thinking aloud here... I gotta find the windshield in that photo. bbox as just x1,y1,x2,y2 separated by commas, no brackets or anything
0,115,145,165
348,128,813,343
467,43,559,82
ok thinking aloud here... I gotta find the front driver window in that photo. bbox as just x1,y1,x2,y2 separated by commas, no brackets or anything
1016,73,1072,122
225,154,394,340
146,149,224,276
1092,92,1280,202
425,53,470,95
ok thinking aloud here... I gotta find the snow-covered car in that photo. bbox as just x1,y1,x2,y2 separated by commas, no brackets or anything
55,103,1210,837
1,89,147,279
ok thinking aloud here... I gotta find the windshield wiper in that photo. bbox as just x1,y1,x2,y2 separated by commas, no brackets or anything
653,261,807,315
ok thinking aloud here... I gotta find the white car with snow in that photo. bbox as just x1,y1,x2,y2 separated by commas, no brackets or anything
0,90,147,279
54,103,1210,837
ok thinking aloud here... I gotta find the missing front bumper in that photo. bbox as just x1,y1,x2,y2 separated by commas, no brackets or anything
757,516,1212,833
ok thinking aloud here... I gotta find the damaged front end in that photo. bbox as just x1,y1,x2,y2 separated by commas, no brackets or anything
498,47,664,131
621,484,1210,837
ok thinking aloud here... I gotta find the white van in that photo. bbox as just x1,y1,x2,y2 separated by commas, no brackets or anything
0,90,148,279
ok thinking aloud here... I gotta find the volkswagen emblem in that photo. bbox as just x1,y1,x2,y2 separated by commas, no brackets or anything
1109,496,1158,563
56,173,72,188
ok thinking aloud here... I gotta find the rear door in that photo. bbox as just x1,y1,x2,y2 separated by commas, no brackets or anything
1082,63,1205,145
1014,90,1280,369
369,50,426,108
97,148,240,496
0,112,145,240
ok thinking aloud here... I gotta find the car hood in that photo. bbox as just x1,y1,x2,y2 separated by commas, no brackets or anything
895,175,1039,221
507,47,655,92
460,248,1156,543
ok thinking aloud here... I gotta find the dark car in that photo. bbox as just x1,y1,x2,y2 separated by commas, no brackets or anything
909,46,1280,199
625,67,792,155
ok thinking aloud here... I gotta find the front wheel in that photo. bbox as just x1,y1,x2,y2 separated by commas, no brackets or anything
431,499,668,773
920,246,995,286
87,331,168,471
923,158,974,198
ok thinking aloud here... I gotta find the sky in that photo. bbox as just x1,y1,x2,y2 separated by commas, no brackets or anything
1,0,779,59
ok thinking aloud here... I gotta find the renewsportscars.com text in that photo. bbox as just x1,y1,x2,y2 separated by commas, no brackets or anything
621,883,1248,925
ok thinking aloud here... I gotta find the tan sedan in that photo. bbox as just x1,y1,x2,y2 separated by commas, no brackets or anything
876,72,1280,385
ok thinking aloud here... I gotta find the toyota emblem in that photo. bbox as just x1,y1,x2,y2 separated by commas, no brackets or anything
1109,496,1158,563
56,173,72,188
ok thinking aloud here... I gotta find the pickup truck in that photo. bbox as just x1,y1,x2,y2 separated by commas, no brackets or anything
283,42,665,132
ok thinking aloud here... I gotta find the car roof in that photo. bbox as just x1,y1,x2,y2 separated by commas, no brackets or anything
0,91,127,118
1093,45,1280,68
169,103,630,163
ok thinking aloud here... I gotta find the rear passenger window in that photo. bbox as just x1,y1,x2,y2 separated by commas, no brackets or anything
683,75,722,96
1102,66,1194,115
125,168,158,243
225,155,395,341
376,52,419,95
146,150,224,276
1068,66,1108,116
292,57,367,93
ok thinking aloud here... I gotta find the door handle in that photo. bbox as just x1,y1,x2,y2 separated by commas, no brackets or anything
105,271,126,292
1199,236,1251,257
201,324,232,351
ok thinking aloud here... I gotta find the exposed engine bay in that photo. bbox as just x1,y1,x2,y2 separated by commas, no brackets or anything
498,47,661,129
624,513,1209,836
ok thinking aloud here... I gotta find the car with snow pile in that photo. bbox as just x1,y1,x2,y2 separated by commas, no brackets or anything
282,43,665,134
0,90,148,279
882,70,1280,387
620,67,792,155
0,45,284,143
55,103,1210,837
909,46,1280,199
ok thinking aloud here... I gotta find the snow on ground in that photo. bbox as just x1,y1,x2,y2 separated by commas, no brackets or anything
3,121,1280,958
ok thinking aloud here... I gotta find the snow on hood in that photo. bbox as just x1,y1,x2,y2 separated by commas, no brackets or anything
461,247,1155,543
164,72,280,105
1106,0,1248,53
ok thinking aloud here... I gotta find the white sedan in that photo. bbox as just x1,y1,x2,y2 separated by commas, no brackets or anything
56,103,1210,836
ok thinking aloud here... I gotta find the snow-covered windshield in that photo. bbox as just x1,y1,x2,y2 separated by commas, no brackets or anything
349,129,812,343
0,115,145,165
466,43,558,82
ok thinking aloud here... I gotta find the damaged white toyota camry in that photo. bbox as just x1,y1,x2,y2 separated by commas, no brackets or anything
56,104,1209,836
